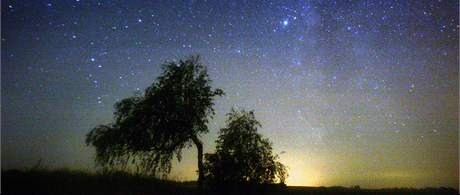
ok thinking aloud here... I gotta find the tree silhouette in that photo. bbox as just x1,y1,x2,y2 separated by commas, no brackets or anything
203,109,288,186
86,55,224,185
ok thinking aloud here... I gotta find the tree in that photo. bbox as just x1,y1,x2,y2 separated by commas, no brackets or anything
86,55,224,185
203,109,288,186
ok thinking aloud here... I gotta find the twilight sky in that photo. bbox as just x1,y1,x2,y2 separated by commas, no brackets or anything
2,0,459,189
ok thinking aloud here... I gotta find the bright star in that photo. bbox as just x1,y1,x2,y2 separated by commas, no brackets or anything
282,19,289,27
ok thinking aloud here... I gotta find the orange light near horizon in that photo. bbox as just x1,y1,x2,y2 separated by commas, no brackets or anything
280,154,322,187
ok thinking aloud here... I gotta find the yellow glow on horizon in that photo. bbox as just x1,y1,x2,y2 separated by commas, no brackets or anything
281,154,322,186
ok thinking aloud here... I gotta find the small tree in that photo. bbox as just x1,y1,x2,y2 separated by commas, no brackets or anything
204,109,287,186
86,55,223,185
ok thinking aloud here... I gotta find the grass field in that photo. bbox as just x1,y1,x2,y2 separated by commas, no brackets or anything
2,169,458,195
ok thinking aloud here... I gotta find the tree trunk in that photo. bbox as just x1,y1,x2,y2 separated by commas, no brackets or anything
191,135,204,187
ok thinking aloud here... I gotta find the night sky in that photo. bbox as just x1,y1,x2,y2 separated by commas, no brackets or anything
2,0,458,189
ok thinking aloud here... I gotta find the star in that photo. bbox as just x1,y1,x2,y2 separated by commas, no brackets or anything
282,19,289,27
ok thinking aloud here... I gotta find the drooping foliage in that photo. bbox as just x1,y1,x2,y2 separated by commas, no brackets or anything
204,109,288,185
86,55,224,178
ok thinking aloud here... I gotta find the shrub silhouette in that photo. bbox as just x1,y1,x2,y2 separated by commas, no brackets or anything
85,55,224,185
204,109,288,187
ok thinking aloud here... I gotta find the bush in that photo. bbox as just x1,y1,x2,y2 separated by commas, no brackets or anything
204,109,287,188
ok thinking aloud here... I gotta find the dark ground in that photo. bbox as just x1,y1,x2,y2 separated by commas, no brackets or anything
2,169,458,195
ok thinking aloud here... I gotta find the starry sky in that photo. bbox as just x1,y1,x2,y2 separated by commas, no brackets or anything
2,0,459,189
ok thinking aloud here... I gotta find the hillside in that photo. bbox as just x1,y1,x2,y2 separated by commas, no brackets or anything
2,170,457,195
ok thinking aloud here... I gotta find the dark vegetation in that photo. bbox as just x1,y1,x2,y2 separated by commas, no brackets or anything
84,55,287,189
86,55,224,185
204,109,287,187
3,169,458,195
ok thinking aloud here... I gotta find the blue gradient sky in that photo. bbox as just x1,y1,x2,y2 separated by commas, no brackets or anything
2,0,458,188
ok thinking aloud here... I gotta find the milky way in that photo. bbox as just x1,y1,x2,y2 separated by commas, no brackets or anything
2,0,458,188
